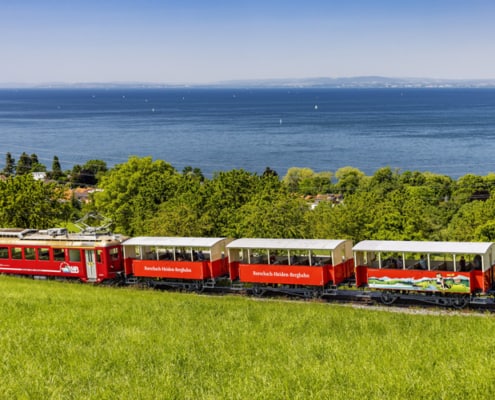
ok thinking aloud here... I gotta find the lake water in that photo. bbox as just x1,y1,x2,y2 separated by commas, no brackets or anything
1,87,494,178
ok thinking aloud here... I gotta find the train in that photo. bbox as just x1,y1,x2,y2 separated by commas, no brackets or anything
0,226,494,309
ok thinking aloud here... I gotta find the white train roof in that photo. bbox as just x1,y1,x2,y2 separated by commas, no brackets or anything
227,238,348,250
352,240,494,255
123,237,227,248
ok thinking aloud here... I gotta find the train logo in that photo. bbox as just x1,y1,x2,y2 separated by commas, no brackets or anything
60,262,79,274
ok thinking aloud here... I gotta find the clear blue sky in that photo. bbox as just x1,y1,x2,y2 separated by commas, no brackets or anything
1,0,494,84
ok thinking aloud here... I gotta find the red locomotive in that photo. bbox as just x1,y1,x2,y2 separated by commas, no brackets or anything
0,228,125,283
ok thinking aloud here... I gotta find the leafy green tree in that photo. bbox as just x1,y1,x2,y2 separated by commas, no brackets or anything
92,156,180,235
0,175,65,228
476,220,495,241
201,169,263,236
147,192,211,237
30,154,46,173
445,198,495,241
262,166,278,178
452,174,489,204
230,189,309,239
282,167,316,193
422,172,453,202
3,152,15,176
298,171,333,196
182,166,205,182
334,166,365,194
16,152,32,175
366,166,401,196
309,191,379,241
73,159,108,186
146,171,209,236
399,170,426,186
50,156,63,181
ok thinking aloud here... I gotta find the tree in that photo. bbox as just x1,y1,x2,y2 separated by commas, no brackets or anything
232,191,310,238
51,156,63,180
147,192,211,237
282,167,316,193
308,191,379,241
262,166,278,178
3,153,15,176
30,154,46,173
334,166,365,194
92,156,180,235
201,169,261,236
16,152,32,175
367,166,401,196
182,166,204,182
72,160,108,186
0,175,66,228
452,174,488,204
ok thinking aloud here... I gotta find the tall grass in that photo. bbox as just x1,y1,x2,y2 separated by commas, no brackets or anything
1,276,494,399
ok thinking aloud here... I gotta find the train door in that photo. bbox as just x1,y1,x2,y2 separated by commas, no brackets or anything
85,250,97,282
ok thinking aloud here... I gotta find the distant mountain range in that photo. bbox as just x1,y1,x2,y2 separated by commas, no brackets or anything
2,76,495,89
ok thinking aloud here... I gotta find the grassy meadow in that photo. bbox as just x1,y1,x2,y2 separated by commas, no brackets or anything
1,276,495,399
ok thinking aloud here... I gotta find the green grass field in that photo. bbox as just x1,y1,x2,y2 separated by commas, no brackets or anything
1,276,495,399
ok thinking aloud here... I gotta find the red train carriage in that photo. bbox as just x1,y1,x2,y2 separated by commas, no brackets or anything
122,237,231,291
353,240,495,308
0,228,126,283
227,238,354,297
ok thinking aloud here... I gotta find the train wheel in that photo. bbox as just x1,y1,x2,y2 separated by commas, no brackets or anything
380,291,398,305
193,281,204,293
451,295,469,309
252,286,265,297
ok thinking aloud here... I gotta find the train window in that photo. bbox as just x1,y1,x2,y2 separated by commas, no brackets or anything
0,247,8,259
12,247,22,259
25,248,36,260
37,248,50,261
110,247,120,260
250,249,268,264
69,249,81,262
404,253,422,269
430,253,453,271
54,248,65,261
381,253,402,269
96,250,102,263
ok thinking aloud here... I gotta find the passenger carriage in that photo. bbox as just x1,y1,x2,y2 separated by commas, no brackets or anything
226,238,353,298
0,228,125,283
122,237,231,291
353,240,495,308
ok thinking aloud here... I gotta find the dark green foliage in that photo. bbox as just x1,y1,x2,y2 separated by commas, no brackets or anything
3,152,15,176
51,156,63,180
0,175,66,228
4,151,495,242
92,156,180,235
16,152,32,175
